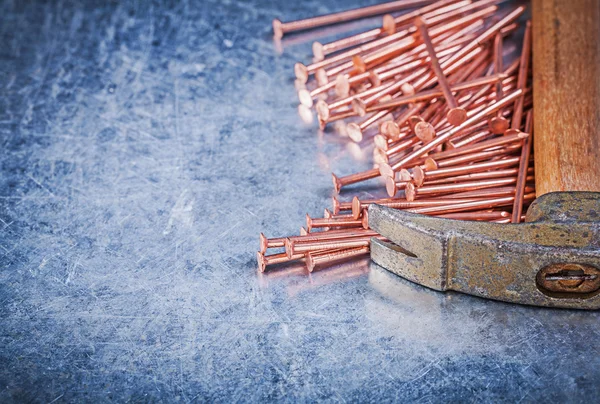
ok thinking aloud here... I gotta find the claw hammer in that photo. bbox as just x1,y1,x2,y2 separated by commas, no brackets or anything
368,0,600,309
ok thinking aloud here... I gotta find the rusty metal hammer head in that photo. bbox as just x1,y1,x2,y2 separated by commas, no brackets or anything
368,192,600,309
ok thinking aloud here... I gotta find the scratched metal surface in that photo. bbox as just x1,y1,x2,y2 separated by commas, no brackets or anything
0,0,598,402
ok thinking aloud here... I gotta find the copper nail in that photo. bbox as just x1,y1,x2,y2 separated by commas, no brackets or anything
352,195,488,219
416,17,466,126
449,130,494,149
390,0,467,30
434,148,517,169
405,176,527,201
289,235,381,257
509,20,532,131
379,121,401,139
488,33,510,134
409,192,536,215
365,72,507,113
318,108,357,130
424,167,532,187
331,168,380,194
312,26,382,61
444,185,536,199
346,108,393,142
420,156,520,183
511,110,533,223
273,0,434,39
389,89,523,173
259,232,286,254
288,230,379,252
306,246,370,272
306,214,364,232
430,131,529,161
294,23,417,83
436,210,511,221
439,6,526,73
257,251,304,273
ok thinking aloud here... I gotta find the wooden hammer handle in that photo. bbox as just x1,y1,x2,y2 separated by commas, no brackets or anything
532,0,600,196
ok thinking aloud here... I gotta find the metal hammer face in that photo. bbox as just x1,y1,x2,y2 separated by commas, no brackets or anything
369,192,600,310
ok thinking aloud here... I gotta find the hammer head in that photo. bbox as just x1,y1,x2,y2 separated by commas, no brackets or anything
369,192,600,309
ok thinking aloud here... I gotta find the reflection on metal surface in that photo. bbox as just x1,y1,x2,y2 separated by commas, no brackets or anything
298,104,314,125
258,256,370,295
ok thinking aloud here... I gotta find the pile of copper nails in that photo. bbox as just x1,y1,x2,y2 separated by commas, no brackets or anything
259,0,534,274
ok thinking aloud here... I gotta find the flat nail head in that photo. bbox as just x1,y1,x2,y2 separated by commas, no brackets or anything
285,238,294,260
306,253,316,273
413,166,425,187
489,116,510,134
346,123,363,143
386,176,398,197
369,71,382,87
315,99,330,122
352,196,362,220
373,149,388,165
447,108,468,126
312,41,324,61
331,173,343,194
381,121,400,138
332,197,340,214
305,214,313,232
374,134,388,149
257,251,266,272
272,19,283,39
414,121,435,142
405,182,416,201
378,162,394,178
259,232,269,254
294,62,309,83
361,209,369,230
298,89,313,108
424,157,438,171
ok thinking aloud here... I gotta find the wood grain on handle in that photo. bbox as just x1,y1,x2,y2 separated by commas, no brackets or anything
532,0,600,196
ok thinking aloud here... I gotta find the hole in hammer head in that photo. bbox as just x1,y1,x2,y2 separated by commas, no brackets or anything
382,240,418,259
